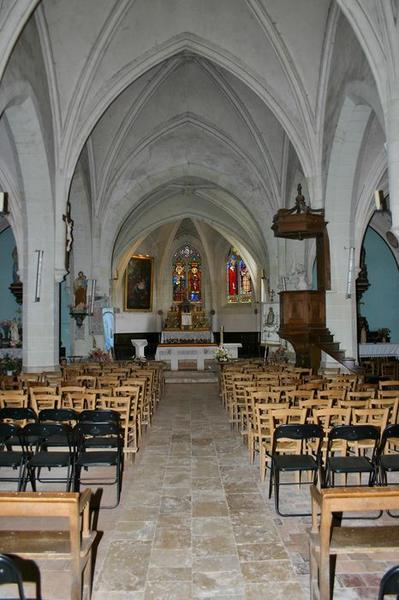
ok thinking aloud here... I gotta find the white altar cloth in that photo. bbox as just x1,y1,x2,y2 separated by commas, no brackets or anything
155,344,217,370
359,343,399,358
161,330,213,343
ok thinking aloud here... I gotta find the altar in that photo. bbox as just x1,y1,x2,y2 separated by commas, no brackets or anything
161,330,213,343
155,343,217,370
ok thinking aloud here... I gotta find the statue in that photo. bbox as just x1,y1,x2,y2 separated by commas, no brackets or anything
73,271,87,310
10,320,20,346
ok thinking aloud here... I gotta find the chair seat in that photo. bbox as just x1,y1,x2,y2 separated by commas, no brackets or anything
380,455,399,471
76,451,118,466
273,454,318,471
328,456,373,473
0,452,25,468
83,437,119,448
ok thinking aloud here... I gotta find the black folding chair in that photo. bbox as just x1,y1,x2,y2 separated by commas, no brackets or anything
22,422,75,491
0,423,27,491
268,423,324,516
378,424,399,485
378,564,399,599
39,408,78,424
0,407,37,426
0,554,26,600
325,424,380,487
73,420,123,508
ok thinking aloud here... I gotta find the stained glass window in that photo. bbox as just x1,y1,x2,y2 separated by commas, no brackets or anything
172,245,202,303
227,249,253,303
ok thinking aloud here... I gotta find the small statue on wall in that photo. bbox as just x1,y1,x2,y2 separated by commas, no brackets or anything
73,271,87,310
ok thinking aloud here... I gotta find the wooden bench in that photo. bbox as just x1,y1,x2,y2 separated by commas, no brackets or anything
0,490,96,600
309,485,399,600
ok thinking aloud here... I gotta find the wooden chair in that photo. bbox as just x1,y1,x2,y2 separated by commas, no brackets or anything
247,391,281,463
317,389,346,403
63,392,96,411
0,391,28,409
0,490,96,600
379,380,399,391
30,394,60,413
286,389,315,406
370,397,399,424
255,402,290,481
76,375,97,389
312,407,351,460
97,395,139,458
338,399,370,411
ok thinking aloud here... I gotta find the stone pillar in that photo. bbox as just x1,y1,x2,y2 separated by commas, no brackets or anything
386,92,399,238
22,251,60,372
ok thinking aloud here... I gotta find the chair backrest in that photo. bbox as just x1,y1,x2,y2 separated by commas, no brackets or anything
351,408,389,433
0,554,26,600
0,407,37,425
76,420,122,444
379,424,399,454
338,399,370,411
22,422,73,446
317,389,346,402
347,390,375,401
273,422,323,443
378,564,399,600
312,408,351,432
0,394,28,408
286,390,315,405
30,394,61,413
379,380,399,391
0,422,20,444
370,398,399,424
39,408,78,424
328,424,380,443
78,409,120,423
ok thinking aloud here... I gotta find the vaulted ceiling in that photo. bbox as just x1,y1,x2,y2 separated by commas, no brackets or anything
0,0,388,277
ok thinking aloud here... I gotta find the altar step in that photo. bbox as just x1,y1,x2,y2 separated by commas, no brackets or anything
165,370,218,384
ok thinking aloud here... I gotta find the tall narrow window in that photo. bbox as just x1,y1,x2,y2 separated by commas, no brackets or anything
227,249,253,303
172,245,202,303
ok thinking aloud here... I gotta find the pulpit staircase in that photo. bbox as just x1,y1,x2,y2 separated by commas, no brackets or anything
272,185,359,373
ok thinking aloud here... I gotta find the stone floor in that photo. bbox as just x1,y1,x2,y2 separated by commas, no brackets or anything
1,382,399,598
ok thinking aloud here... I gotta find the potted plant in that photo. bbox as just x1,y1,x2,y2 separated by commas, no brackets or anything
1,353,21,375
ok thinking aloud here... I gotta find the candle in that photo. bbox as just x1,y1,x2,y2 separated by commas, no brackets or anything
220,325,224,345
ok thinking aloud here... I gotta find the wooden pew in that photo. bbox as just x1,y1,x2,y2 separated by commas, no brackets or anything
0,490,96,600
309,485,399,600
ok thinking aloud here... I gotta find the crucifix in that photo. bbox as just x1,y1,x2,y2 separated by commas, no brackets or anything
63,200,74,271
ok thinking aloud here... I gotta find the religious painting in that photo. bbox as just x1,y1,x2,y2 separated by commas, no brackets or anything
227,249,253,303
124,256,153,311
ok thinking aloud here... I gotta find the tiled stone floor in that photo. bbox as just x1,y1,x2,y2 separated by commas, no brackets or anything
1,382,399,599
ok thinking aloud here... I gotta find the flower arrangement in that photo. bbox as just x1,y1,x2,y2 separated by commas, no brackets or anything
214,345,231,362
269,345,288,364
88,348,111,363
0,353,22,374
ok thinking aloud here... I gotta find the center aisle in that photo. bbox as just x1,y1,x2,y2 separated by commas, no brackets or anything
92,382,308,600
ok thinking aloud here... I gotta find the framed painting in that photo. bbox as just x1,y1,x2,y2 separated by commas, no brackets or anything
124,256,154,311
